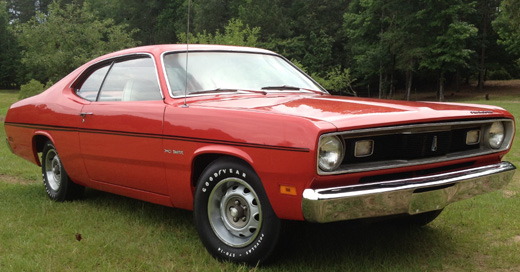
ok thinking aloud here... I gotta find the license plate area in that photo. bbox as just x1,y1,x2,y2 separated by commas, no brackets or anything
409,184,455,214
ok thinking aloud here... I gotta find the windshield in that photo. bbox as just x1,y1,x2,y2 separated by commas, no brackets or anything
163,51,325,97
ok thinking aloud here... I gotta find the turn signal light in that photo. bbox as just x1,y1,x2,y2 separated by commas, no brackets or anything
354,139,374,157
280,185,297,196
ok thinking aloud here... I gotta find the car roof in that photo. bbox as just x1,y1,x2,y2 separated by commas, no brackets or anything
100,44,276,59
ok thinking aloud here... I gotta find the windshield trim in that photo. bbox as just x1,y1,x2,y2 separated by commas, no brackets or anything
160,50,328,99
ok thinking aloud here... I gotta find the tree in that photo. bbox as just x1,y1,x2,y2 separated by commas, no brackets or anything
302,30,334,76
16,1,138,84
272,0,351,86
192,0,238,35
468,0,501,92
237,0,291,40
493,0,520,61
344,0,391,98
178,18,260,47
85,0,167,45
6,0,69,23
418,0,477,101
154,0,187,44
312,67,356,96
6,0,518,98
7,0,40,23
380,0,427,100
0,0,20,88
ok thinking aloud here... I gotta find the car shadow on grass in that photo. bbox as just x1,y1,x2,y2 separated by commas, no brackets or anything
81,187,194,222
273,218,457,270
79,188,455,270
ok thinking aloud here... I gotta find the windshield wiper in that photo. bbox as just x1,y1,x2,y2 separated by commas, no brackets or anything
190,88,267,95
261,85,325,95
261,85,301,91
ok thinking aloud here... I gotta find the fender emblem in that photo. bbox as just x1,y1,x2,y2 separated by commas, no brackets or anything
470,111,493,114
164,149,184,155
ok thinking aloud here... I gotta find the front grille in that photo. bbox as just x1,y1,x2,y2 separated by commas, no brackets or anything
343,128,479,164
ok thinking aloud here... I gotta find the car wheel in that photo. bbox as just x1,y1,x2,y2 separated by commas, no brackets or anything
194,157,282,265
42,141,84,201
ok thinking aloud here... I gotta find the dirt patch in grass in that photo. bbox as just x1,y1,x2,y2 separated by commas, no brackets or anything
0,116,4,122
468,80,520,100
503,190,518,198
409,79,520,101
0,174,38,185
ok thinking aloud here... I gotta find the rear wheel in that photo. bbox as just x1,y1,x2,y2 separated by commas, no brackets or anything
42,141,84,201
194,158,282,265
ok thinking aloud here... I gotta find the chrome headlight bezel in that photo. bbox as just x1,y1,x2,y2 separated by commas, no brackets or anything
486,121,506,149
318,135,345,172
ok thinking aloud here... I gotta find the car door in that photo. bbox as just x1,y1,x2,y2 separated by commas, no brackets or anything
75,55,168,194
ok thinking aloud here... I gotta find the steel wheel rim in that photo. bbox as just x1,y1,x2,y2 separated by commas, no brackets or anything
44,149,61,191
208,177,262,248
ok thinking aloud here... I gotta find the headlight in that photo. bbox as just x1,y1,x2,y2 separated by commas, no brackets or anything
488,122,505,149
318,136,344,171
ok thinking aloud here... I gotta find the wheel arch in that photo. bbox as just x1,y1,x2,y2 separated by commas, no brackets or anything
191,148,255,189
32,132,54,166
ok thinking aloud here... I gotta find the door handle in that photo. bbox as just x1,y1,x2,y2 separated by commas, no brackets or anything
79,112,93,122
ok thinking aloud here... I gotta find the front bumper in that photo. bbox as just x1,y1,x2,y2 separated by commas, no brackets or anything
302,161,516,223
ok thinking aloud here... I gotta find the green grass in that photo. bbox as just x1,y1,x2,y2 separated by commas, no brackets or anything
0,90,19,117
1,88,519,271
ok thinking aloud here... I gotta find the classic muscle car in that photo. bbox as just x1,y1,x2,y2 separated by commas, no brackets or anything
4,44,516,264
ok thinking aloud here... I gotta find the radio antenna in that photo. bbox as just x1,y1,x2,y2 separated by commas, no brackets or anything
183,0,191,108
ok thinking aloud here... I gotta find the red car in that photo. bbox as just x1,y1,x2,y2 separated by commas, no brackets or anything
4,44,516,264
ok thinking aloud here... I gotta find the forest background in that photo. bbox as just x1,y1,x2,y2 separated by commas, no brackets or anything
1,0,520,101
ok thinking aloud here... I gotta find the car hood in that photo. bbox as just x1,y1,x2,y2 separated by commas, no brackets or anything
190,94,509,130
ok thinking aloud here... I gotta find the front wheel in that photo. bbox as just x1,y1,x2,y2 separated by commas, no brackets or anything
194,158,282,265
42,141,84,201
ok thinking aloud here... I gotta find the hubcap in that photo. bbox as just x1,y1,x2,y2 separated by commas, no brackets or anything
44,149,62,191
225,197,249,227
208,177,262,248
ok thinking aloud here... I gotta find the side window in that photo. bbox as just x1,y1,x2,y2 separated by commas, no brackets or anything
99,57,162,102
77,65,110,101
76,56,162,102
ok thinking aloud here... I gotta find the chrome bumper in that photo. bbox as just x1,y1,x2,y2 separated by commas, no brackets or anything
302,162,516,223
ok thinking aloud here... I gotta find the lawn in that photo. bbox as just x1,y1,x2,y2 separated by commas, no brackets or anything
0,83,519,271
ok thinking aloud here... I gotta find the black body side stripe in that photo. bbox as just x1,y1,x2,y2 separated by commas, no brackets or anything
5,122,310,152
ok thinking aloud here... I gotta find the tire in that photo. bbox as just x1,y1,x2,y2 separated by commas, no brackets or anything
193,157,282,265
42,141,84,202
